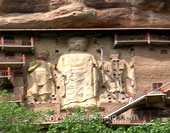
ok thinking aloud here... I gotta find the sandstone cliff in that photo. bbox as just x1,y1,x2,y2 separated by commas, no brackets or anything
0,0,169,29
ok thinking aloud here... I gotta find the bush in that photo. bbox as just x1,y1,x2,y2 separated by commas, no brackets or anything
113,119,170,133
0,90,43,133
47,107,113,133
48,106,170,133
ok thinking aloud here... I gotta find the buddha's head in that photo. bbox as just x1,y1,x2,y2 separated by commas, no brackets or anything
110,50,120,60
68,37,88,51
36,50,49,61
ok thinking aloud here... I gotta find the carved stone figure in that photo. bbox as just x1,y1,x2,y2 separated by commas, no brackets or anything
103,50,132,102
27,50,54,103
104,50,125,93
56,37,98,109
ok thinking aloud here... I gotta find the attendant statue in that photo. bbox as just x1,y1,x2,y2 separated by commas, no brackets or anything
27,50,54,103
56,37,98,109
104,50,125,93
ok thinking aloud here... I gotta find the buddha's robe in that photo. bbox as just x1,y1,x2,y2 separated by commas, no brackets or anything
56,53,98,108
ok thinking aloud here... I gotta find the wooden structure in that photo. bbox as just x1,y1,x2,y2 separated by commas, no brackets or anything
114,33,170,47
0,37,34,52
0,36,34,102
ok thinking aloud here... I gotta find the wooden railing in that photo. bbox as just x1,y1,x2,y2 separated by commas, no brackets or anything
0,37,34,47
114,33,170,45
0,68,23,102
117,35,147,41
133,83,169,101
0,54,25,63
150,35,170,41
0,67,11,77
0,69,9,77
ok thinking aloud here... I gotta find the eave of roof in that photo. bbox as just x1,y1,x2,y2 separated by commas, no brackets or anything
0,27,170,31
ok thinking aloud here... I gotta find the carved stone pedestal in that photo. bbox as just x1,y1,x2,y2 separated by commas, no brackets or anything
27,103,61,113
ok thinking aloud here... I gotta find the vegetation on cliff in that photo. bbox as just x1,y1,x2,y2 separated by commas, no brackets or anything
0,90,43,133
48,107,170,133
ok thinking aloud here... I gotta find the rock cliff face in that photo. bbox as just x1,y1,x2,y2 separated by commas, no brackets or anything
0,0,169,29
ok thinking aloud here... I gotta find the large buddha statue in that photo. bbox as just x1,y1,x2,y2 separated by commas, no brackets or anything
56,37,98,109
27,50,54,103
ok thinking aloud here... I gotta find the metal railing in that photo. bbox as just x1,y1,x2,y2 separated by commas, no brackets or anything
104,82,170,120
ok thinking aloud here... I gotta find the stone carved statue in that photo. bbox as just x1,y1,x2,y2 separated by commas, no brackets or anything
104,50,125,93
56,37,98,109
27,50,54,103
103,50,134,102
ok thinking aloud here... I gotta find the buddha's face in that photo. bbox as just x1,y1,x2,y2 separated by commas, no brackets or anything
68,37,88,51
110,50,120,60
36,50,49,61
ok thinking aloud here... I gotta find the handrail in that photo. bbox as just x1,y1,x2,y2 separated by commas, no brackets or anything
0,70,8,76
0,54,25,63
0,37,34,46
117,35,147,41
104,81,170,119
104,94,166,119
0,67,11,77
133,82,170,100
116,34,170,42
149,82,170,94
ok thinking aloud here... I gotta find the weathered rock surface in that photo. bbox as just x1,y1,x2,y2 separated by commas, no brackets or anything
0,0,170,29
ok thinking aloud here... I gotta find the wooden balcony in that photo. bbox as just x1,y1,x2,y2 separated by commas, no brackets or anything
0,67,24,102
0,54,25,68
0,37,34,52
0,67,15,87
114,33,170,47
0,68,10,79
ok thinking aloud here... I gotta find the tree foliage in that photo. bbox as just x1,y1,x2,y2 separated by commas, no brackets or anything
48,106,170,133
47,107,113,133
113,119,170,133
1,90,169,133
0,90,43,133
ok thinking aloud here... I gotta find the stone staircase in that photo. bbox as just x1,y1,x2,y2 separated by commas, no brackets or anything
104,82,170,120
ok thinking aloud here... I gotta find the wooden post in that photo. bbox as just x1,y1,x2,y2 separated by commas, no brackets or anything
30,37,34,47
1,37,4,45
144,89,147,95
19,92,23,102
147,32,150,44
161,89,164,94
52,115,57,122
7,67,10,77
128,92,131,99
22,54,25,63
